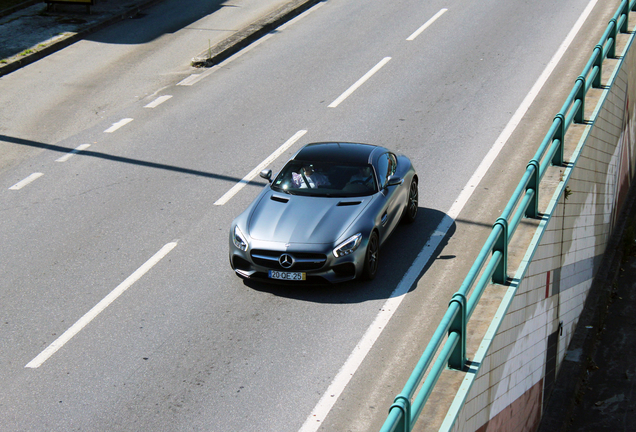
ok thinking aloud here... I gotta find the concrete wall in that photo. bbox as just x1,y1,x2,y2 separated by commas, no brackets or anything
439,22,636,432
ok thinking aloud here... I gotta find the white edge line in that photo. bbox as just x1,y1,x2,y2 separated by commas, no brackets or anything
55,144,91,163
9,172,43,190
448,0,599,216
144,95,173,108
25,241,178,369
278,1,325,31
214,130,307,205
407,8,448,41
298,216,454,432
104,118,133,133
328,57,392,108
298,0,599,428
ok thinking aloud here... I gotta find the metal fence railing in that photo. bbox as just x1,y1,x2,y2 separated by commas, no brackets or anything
379,1,636,431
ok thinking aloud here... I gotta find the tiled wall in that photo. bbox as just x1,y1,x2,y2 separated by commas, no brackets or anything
443,25,636,432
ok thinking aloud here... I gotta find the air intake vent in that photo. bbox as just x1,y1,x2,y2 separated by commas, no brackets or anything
337,201,362,206
271,195,289,203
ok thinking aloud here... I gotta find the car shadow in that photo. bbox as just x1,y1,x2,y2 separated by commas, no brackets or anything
242,207,456,304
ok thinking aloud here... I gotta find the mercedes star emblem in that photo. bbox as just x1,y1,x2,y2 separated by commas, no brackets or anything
279,253,294,269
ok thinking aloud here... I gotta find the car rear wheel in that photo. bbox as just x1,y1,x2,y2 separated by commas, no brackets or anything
362,231,379,280
403,178,418,224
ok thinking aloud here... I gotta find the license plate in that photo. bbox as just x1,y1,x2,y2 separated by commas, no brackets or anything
269,270,306,281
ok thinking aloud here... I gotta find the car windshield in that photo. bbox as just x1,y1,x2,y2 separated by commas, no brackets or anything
271,161,378,197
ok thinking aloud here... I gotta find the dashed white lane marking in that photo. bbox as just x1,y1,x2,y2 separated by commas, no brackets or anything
328,57,391,108
180,69,216,86
55,144,91,163
9,173,43,190
407,8,448,41
25,241,178,369
177,73,206,86
144,95,173,108
104,118,133,133
214,129,307,205
299,0,600,429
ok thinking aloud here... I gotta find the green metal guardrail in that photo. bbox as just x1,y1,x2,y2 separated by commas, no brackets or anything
380,1,636,431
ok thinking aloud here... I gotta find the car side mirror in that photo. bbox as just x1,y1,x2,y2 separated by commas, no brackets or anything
386,175,403,188
260,169,273,182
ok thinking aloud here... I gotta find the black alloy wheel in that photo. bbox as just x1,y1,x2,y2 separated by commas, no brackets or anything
403,178,418,224
363,231,379,280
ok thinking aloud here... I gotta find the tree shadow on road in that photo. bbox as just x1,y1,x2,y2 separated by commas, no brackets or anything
0,133,259,185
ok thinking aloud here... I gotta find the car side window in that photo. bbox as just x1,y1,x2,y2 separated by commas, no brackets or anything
377,153,398,189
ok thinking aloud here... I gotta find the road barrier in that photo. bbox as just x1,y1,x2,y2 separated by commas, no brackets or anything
379,1,636,431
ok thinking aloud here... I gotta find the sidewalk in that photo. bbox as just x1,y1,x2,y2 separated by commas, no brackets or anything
0,0,320,77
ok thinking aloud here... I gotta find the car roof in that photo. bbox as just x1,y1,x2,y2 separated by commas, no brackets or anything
293,142,385,165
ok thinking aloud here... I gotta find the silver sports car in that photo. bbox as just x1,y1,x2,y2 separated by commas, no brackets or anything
229,142,418,283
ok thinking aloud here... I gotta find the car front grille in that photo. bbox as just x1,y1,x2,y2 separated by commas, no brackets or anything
250,249,327,271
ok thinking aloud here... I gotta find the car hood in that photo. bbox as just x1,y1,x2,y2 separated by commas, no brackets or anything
247,191,372,244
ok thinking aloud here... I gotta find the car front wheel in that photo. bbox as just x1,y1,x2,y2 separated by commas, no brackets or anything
362,231,379,280
403,178,418,224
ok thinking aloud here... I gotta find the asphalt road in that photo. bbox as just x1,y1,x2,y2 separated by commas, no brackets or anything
0,0,620,430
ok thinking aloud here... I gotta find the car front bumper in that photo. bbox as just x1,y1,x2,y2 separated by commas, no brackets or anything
229,237,368,284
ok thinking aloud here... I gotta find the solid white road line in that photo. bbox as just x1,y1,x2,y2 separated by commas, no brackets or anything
328,57,392,108
144,95,173,108
214,130,307,205
407,8,448,41
299,0,599,429
55,144,91,162
104,118,133,133
25,242,178,369
9,173,43,190
298,215,453,432
278,0,325,31
449,0,599,215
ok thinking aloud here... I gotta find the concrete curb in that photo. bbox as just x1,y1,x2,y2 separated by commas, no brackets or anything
191,0,322,68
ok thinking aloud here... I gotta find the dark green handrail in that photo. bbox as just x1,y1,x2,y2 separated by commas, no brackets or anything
380,1,635,431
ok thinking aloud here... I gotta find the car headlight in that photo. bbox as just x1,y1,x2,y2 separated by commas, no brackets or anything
233,225,249,251
333,233,362,257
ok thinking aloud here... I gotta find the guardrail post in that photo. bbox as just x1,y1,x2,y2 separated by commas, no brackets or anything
620,0,629,33
593,45,603,88
492,218,508,284
448,293,467,370
574,76,586,124
389,395,411,432
552,114,565,166
608,19,617,58
525,160,540,219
